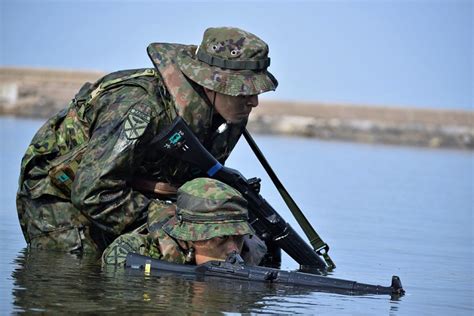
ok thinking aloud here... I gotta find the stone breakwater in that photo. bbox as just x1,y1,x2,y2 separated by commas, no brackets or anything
1,67,473,150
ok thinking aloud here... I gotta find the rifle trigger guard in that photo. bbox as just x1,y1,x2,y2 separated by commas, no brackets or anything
247,177,261,193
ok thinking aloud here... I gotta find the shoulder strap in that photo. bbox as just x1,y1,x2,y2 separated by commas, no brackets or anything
73,68,157,120
88,68,156,102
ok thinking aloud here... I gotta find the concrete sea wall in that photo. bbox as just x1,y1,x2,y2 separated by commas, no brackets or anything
1,67,472,150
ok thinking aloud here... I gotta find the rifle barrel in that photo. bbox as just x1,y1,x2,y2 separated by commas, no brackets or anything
125,253,404,296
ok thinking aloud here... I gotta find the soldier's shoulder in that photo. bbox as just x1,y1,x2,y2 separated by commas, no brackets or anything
84,68,171,122
92,68,161,105
101,68,156,83
97,68,158,92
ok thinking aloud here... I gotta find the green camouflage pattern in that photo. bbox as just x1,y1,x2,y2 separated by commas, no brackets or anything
17,68,164,252
102,191,265,266
102,232,150,266
163,178,254,241
101,229,187,266
147,200,177,232
102,200,187,266
147,42,247,154
17,42,246,253
176,27,278,96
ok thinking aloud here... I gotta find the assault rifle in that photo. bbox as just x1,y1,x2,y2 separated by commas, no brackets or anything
151,117,328,272
125,252,404,296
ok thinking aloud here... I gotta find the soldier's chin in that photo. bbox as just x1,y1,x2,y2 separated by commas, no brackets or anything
226,114,249,124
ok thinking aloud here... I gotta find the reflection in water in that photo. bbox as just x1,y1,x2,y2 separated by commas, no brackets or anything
12,249,105,313
12,248,330,314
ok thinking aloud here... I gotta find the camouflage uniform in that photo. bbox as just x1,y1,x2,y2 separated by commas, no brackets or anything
102,178,261,266
17,27,277,253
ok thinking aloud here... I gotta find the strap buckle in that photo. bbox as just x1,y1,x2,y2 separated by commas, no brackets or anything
316,244,336,271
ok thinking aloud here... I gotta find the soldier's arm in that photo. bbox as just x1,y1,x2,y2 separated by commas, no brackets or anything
71,86,166,235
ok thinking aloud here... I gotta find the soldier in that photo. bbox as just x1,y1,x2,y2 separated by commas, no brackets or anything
17,27,278,254
102,178,267,266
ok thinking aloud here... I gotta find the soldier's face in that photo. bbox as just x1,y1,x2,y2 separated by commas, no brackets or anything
193,235,245,265
204,88,259,124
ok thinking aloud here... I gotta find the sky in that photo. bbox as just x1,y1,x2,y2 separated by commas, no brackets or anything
1,0,472,110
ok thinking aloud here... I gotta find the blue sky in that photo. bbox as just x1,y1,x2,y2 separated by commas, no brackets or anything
1,0,472,109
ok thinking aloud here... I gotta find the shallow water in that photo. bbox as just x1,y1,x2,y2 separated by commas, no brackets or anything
1,116,472,314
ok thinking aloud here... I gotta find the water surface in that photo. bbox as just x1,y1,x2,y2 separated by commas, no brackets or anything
1,117,472,314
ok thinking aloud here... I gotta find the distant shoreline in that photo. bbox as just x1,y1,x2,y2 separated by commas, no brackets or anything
249,101,473,150
1,67,473,150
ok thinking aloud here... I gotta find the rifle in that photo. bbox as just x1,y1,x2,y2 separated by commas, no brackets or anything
151,117,328,272
125,252,404,296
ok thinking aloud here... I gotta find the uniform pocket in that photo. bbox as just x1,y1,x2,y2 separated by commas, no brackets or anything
48,143,88,197
29,226,83,253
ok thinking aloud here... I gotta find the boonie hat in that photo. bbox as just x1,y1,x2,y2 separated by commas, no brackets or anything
162,178,254,241
177,27,278,96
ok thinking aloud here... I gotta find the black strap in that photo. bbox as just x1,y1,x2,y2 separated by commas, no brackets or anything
196,50,270,70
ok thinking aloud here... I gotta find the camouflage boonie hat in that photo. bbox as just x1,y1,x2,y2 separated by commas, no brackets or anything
177,27,278,96
162,178,254,241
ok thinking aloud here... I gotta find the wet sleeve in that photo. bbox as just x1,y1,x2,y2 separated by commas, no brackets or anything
71,86,163,235
101,232,160,266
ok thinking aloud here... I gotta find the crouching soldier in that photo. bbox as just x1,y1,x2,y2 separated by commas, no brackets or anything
102,178,267,266
16,26,277,254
